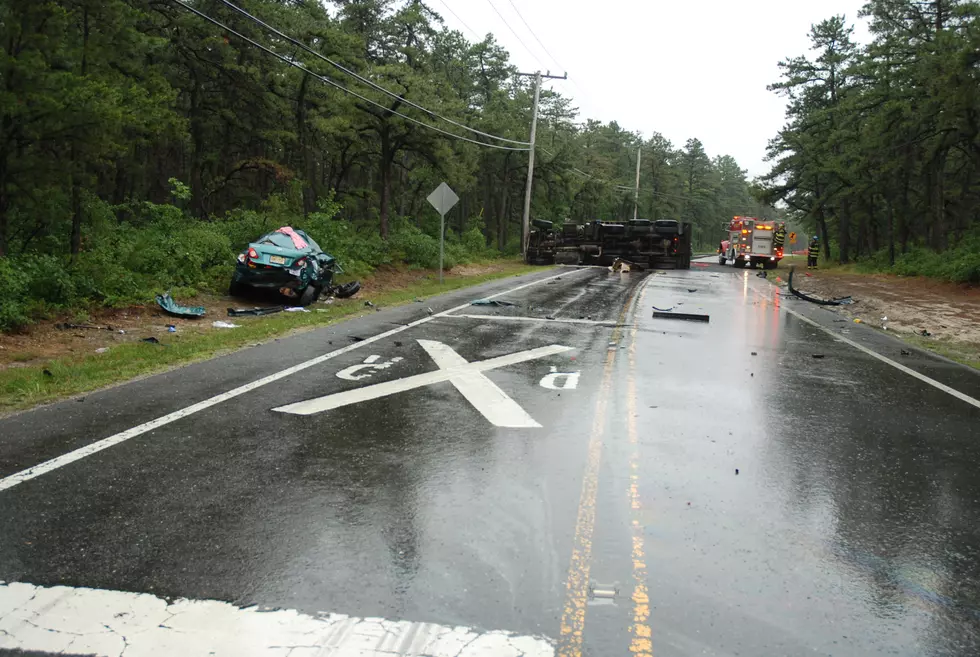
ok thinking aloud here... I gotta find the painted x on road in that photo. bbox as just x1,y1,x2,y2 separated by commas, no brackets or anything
273,340,573,428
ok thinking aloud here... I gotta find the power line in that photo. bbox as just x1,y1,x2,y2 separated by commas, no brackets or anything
504,0,565,72
432,0,481,41
484,0,546,70
539,147,692,201
172,0,530,152
214,0,529,147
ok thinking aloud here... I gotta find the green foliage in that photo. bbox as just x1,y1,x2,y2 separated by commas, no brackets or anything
762,2,980,269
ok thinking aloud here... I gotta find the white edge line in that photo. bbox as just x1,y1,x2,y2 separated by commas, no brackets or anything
0,268,586,493
780,297,980,411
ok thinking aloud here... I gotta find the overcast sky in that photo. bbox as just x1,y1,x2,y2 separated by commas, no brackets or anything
429,0,870,179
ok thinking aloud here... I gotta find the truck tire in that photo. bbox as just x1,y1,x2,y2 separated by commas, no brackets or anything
718,255,726,265
733,258,746,269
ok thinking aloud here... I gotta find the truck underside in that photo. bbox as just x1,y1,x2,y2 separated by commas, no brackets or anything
526,219,693,270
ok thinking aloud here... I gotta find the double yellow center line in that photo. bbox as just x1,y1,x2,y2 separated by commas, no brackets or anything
556,279,653,657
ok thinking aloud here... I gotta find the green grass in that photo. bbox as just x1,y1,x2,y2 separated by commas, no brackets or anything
903,335,980,371
0,261,546,414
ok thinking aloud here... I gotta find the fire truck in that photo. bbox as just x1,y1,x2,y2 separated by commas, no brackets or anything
718,216,783,269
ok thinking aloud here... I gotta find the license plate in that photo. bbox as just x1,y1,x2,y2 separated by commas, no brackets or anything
270,255,286,265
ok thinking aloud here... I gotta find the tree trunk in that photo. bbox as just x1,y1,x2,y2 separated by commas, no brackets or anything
887,198,895,266
378,127,391,240
70,5,89,261
497,165,510,250
838,197,851,264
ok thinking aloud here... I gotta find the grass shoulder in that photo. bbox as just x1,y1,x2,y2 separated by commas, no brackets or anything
0,260,545,415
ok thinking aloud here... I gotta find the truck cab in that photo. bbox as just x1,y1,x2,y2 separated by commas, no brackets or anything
719,216,783,269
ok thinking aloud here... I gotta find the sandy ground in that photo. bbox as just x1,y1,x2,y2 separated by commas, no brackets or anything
786,268,980,363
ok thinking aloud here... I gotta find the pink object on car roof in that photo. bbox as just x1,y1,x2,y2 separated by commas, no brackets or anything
275,226,309,249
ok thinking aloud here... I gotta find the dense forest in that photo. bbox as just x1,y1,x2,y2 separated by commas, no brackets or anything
762,0,980,280
0,0,761,329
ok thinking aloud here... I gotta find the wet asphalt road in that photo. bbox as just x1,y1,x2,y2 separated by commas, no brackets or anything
2,262,980,656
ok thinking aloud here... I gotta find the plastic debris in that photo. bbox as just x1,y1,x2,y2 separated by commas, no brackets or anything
156,293,205,318
43,369,53,377
283,307,309,313
167,325,177,333
651,305,674,312
901,349,912,356
653,310,709,322
854,318,863,324
212,321,240,328
427,308,434,315
735,468,739,475
141,337,161,344
919,329,931,337
365,301,375,307
95,347,109,354
687,288,698,292
751,351,758,356
228,306,283,317
811,354,826,359
55,322,115,331
471,298,518,307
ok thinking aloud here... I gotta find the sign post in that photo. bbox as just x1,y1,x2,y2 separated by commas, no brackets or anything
426,182,459,284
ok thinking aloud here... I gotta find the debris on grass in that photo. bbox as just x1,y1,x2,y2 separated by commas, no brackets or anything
227,306,283,317
156,293,206,318
212,321,240,329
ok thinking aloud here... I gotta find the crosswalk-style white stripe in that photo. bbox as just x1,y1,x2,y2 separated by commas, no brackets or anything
0,581,554,657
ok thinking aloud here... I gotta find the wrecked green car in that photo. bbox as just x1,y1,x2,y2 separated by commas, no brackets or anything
230,227,360,305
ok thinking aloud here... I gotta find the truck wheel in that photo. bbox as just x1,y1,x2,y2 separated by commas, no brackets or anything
764,261,777,270
733,258,746,269
718,255,726,265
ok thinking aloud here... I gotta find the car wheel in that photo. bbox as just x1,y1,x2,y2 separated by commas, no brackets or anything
334,281,361,299
298,285,318,306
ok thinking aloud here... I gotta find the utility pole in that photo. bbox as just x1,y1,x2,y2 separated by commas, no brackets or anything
632,146,642,221
517,70,567,259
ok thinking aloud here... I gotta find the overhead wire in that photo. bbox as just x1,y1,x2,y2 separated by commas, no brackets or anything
504,0,564,72
212,0,530,146
171,0,530,152
484,0,547,70
432,0,481,41
538,147,693,202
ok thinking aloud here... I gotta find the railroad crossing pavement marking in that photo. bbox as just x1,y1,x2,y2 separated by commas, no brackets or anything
0,581,554,657
0,268,587,494
274,340,574,428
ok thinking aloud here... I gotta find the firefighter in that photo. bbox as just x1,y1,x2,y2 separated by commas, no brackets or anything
807,235,820,269
773,223,787,250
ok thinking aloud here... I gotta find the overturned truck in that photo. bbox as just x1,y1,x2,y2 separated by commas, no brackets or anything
526,219,692,269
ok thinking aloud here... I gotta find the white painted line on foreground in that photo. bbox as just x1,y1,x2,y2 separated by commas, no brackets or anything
785,306,980,411
274,340,572,427
0,268,585,494
443,314,619,326
0,581,554,657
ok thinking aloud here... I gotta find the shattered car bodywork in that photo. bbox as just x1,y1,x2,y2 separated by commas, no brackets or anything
230,227,359,305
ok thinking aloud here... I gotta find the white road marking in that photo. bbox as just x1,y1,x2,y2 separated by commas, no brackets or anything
784,306,980,410
419,339,543,428
336,355,403,380
0,581,554,657
444,314,619,326
540,366,581,390
0,268,585,494
275,340,572,427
